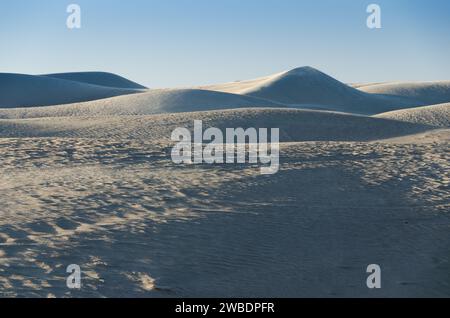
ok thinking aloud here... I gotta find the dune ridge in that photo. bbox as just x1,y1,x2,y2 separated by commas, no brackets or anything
376,103,450,127
0,73,143,108
0,89,287,119
358,81,450,105
2,67,447,116
0,108,434,142
199,67,424,115
44,71,147,89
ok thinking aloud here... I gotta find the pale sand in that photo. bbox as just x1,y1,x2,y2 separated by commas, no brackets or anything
0,67,449,297
0,108,434,141
0,138,448,297
358,81,450,106
0,73,143,108
375,103,450,128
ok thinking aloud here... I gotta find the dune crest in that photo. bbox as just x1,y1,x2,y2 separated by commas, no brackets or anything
2,67,445,116
0,89,286,119
0,108,434,142
0,73,144,108
358,81,450,106
376,103,450,127
199,67,424,115
44,72,147,89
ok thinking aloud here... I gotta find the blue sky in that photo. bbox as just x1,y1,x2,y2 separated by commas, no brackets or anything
0,0,449,87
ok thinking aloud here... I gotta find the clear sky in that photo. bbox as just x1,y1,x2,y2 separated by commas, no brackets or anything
0,0,449,87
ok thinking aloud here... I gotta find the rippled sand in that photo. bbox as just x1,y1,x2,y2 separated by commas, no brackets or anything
0,137,448,297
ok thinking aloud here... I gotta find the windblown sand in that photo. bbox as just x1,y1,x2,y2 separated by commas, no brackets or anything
0,67,449,297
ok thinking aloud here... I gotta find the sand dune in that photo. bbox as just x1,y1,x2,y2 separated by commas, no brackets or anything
375,103,450,127
44,72,147,89
199,67,423,115
0,67,449,298
0,89,287,119
358,81,450,106
1,67,438,116
0,108,433,141
0,73,142,108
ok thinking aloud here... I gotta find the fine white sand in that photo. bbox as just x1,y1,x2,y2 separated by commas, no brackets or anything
199,67,425,115
43,72,147,89
358,81,450,106
0,67,449,298
375,103,450,127
0,73,143,108
0,108,434,141
0,89,287,119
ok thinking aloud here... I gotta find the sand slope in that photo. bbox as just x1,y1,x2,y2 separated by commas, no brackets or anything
0,89,287,119
0,108,433,142
0,137,448,297
44,72,147,89
375,103,450,127
0,73,142,108
199,67,422,115
377,128,450,144
358,81,450,105
2,67,441,115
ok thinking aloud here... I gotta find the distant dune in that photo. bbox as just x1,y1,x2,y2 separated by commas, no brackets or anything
44,72,147,89
376,103,450,128
199,67,423,115
0,108,433,141
0,73,144,108
358,81,450,106
0,89,286,119
2,67,443,115
0,67,447,139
